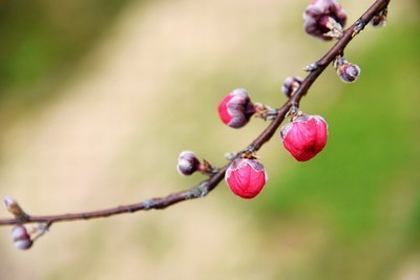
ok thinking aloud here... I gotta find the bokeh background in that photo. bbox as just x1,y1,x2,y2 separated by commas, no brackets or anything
0,0,419,279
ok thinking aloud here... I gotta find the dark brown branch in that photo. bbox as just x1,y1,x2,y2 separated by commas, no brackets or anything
0,0,390,227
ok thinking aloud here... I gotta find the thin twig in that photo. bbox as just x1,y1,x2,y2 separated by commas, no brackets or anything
0,0,390,227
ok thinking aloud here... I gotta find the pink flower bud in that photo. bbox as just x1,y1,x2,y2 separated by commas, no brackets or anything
177,151,200,176
12,225,32,250
217,88,255,129
225,158,268,199
303,0,347,40
281,114,328,161
282,76,303,98
337,62,361,83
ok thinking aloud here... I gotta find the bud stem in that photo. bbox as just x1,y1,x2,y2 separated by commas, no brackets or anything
198,160,218,175
253,103,279,121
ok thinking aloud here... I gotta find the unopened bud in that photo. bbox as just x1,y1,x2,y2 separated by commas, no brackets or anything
303,0,347,41
12,225,32,250
177,151,200,176
217,88,255,129
225,158,268,199
281,114,328,162
282,76,303,98
4,196,26,219
337,60,361,83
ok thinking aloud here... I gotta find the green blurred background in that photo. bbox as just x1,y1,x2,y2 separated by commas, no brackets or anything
0,1,419,279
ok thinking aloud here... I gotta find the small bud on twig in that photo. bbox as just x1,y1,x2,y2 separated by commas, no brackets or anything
217,88,255,129
334,57,361,83
177,151,200,176
12,225,33,250
4,196,28,221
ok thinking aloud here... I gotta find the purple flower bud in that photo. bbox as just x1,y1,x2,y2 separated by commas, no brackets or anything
177,151,200,176
12,225,32,250
337,61,361,83
303,0,347,41
282,76,303,98
217,88,255,129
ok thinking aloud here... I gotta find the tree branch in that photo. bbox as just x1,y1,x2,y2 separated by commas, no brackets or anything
0,0,390,227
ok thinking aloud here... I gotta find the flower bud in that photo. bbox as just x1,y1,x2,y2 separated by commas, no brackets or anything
281,114,328,161
12,225,32,250
282,76,303,98
303,0,347,40
337,61,361,83
177,151,200,176
3,196,27,219
225,158,268,199
217,88,255,129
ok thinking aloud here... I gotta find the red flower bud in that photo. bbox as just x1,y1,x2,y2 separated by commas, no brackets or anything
217,88,255,129
177,151,200,176
337,61,361,83
225,158,268,199
303,0,347,41
12,225,32,250
281,114,328,161
282,76,303,98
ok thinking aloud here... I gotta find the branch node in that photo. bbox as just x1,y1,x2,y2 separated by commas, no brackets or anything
142,199,155,210
353,19,366,37
304,62,319,72
244,144,257,154
188,182,209,199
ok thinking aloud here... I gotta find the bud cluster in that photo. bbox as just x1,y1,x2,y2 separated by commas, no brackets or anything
178,0,386,202
0,0,391,253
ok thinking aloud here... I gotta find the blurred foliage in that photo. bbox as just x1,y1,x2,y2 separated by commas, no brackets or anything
0,0,131,99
